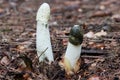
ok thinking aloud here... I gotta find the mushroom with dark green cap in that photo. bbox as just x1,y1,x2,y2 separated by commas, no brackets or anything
69,25,83,45
59,25,83,75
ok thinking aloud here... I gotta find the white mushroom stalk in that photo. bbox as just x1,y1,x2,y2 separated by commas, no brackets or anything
59,25,83,75
36,3,54,63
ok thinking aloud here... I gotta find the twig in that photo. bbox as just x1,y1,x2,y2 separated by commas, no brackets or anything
38,47,48,58
51,70,62,80
81,55,104,59
81,49,108,55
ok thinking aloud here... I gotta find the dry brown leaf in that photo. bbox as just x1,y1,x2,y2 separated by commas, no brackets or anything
111,14,120,22
84,31,95,38
88,75,100,80
0,56,10,65
95,30,107,37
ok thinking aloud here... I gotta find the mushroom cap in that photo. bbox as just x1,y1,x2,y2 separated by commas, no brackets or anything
36,3,50,23
69,25,83,45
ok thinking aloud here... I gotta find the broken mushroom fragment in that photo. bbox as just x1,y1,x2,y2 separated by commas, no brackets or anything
36,3,54,63
59,25,83,75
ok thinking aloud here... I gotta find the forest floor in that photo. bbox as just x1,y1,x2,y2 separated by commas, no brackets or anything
0,0,120,80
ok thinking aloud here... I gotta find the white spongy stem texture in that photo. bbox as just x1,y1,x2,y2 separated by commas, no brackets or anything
36,3,54,62
65,42,81,68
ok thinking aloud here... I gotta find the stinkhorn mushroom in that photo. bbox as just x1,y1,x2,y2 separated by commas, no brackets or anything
59,25,83,75
36,3,54,63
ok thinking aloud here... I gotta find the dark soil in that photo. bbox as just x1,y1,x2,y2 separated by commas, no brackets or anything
0,0,120,80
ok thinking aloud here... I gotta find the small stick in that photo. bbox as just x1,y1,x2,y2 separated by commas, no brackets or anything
81,49,108,55
38,47,48,59
81,55,104,59
51,70,62,80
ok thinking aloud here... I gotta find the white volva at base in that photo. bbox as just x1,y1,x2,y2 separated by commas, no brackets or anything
64,42,81,68
36,22,54,62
